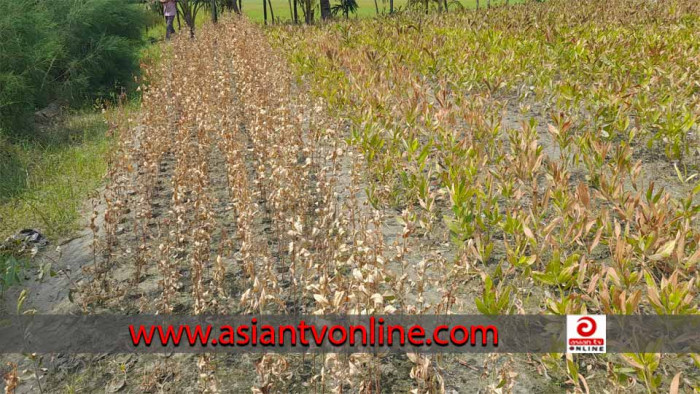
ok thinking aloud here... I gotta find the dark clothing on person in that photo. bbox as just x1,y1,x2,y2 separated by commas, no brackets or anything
166,15,175,39
162,0,177,39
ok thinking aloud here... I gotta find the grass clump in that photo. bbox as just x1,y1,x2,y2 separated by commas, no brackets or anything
0,112,111,240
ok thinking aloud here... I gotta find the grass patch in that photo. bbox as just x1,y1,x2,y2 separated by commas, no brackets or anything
0,112,111,241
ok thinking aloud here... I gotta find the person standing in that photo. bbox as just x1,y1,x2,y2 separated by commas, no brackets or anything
161,0,177,39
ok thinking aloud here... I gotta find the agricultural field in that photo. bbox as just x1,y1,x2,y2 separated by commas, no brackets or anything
239,0,408,20
1,0,699,393
237,0,508,21
144,0,514,36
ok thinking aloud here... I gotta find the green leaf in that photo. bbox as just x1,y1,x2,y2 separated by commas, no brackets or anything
532,271,555,286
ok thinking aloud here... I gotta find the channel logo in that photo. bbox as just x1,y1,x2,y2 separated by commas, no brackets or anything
566,315,606,353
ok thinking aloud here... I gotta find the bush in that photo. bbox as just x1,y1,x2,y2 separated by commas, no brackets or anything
0,0,150,135
0,0,61,131
47,0,150,100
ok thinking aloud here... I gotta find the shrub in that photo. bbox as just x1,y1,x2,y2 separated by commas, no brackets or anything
0,0,61,131
0,0,150,135
46,0,150,101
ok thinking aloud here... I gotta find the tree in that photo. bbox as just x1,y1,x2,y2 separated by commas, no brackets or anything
300,0,314,23
331,0,358,19
268,0,276,23
320,0,332,20
293,0,299,23
407,0,448,13
220,0,240,13
178,0,206,37
261,0,276,24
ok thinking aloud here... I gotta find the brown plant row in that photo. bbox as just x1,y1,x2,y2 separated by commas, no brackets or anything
63,13,457,394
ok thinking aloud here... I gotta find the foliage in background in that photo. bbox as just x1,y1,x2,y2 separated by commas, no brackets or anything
332,0,359,18
0,0,150,136
0,0,60,132
48,0,149,99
